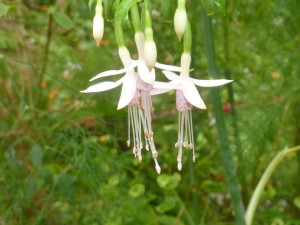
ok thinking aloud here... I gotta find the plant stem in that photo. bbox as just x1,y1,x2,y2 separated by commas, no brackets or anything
245,145,300,225
200,5,246,225
222,0,245,194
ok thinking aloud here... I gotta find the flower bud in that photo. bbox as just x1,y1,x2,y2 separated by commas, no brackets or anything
144,40,157,71
174,7,187,41
93,14,104,46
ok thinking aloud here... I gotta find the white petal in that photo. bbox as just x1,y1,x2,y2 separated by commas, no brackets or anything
89,62,138,81
150,89,172,95
181,78,207,109
191,78,233,87
138,61,155,84
155,62,182,72
150,81,179,95
153,81,180,90
81,77,124,93
162,70,180,81
117,73,137,109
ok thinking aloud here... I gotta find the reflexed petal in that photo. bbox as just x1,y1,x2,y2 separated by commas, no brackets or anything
153,81,180,90
191,78,233,87
150,89,172,95
117,73,137,109
138,61,155,84
162,70,180,81
181,78,207,109
89,62,138,81
155,62,182,72
81,77,124,93
151,81,180,95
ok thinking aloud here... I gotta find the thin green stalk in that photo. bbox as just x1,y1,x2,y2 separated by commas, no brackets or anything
175,191,196,225
222,1,245,192
200,5,246,225
189,14,200,225
245,145,300,225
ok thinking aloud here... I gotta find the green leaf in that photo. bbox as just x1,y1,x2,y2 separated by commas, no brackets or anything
0,3,10,17
129,183,145,198
157,215,185,225
53,11,74,30
157,173,181,190
30,145,43,170
201,0,216,16
214,0,225,16
293,196,300,209
155,196,177,213
88,0,97,12
103,0,116,20
115,0,142,27
201,180,224,192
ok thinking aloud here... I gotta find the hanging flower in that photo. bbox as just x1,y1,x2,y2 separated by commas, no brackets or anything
151,52,233,170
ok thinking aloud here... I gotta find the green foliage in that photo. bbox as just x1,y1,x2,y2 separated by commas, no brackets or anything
0,0,300,224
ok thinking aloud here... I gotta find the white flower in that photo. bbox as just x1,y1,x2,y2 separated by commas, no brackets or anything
151,52,233,171
93,14,104,46
81,45,182,174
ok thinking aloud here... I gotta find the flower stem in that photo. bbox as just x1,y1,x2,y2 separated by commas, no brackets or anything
245,145,300,225
200,5,246,225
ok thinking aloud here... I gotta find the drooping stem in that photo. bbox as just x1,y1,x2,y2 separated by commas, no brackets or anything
245,145,300,225
200,4,246,225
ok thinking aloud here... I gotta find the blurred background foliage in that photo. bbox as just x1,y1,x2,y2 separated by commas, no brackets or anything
0,0,300,224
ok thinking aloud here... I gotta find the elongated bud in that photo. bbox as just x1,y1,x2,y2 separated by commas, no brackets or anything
174,0,187,41
144,34,157,71
93,2,104,46
143,4,157,71
93,15,104,46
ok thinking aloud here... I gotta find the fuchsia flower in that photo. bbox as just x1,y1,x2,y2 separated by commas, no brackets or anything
152,52,233,170
81,43,183,174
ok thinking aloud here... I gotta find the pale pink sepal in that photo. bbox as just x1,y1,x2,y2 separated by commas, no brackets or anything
137,61,155,84
155,62,183,72
89,62,138,81
81,77,124,93
162,70,180,81
191,78,233,87
181,79,207,109
117,73,137,110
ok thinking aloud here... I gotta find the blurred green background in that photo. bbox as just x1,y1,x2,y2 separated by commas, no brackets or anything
0,0,300,224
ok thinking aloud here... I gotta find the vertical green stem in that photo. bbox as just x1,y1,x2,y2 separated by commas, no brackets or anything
245,146,300,225
200,6,246,225
222,1,245,192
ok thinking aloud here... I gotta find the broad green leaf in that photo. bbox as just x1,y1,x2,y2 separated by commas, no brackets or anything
129,183,145,198
214,0,225,16
30,145,43,170
201,0,216,16
53,11,74,30
157,173,181,190
0,3,9,17
155,196,177,213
